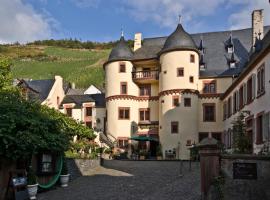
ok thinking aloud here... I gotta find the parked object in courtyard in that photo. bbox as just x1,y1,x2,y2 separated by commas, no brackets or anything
27,167,38,200
60,159,70,187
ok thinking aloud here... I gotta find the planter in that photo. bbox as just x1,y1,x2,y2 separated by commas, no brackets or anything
60,174,70,187
139,156,145,160
157,156,163,160
27,184,38,200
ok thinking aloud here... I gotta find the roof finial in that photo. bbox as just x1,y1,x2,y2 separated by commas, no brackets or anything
121,26,124,37
178,15,182,24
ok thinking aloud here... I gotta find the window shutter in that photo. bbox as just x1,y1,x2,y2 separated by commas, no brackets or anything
252,74,256,99
243,83,247,105
263,112,270,142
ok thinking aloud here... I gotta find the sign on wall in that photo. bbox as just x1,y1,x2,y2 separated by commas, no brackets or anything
233,162,257,180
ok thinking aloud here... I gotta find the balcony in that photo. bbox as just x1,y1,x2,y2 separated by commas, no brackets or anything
132,70,159,83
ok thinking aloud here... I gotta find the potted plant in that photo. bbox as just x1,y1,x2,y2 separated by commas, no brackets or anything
139,150,147,160
27,166,38,200
60,159,70,187
156,144,163,160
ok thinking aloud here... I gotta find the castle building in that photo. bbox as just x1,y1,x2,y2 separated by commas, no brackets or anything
104,10,270,159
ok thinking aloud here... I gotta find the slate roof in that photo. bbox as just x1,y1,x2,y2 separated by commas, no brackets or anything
67,88,85,95
20,79,55,102
108,36,133,63
61,93,105,108
160,24,197,54
222,26,270,99
132,26,270,78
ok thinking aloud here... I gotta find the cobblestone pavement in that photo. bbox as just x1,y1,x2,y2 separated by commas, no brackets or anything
39,160,201,200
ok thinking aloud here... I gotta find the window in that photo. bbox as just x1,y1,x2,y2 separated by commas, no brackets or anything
86,121,92,128
247,77,253,103
227,46,234,53
184,98,191,107
190,54,195,63
256,114,263,144
85,107,92,116
139,108,150,121
118,107,130,120
139,84,151,96
119,62,126,73
118,139,128,148
57,96,60,106
223,102,227,120
177,68,184,77
41,154,53,173
171,122,179,134
239,86,244,109
189,76,194,83
66,108,72,117
212,132,221,142
120,82,127,94
257,65,265,95
228,97,232,117
199,132,208,142
172,96,179,107
203,81,216,93
233,92,237,114
203,103,215,122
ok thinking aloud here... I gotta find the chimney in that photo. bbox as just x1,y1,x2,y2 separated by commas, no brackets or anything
252,9,264,47
134,33,142,51
71,82,75,89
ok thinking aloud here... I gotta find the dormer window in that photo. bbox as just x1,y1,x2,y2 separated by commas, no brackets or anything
230,62,236,68
228,52,237,68
198,37,205,54
199,54,206,71
227,46,234,53
226,33,234,53
200,63,206,71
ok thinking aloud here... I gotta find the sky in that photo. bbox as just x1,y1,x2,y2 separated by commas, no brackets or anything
0,0,270,43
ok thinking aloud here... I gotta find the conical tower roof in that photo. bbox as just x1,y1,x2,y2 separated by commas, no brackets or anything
160,23,197,54
108,36,133,62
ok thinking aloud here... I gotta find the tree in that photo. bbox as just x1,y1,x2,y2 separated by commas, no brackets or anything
0,56,12,90
232,112,252,153
0,57,95,161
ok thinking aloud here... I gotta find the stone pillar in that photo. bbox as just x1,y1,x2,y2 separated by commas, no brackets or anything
198,138,220,200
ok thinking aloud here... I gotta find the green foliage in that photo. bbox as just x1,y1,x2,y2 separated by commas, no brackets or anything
232,112,252,154
156,144,163,156
27,38,134,50
212,173,225,200
61,159,68,175
11,47,109,88
0,57,12,90
27,166,37,185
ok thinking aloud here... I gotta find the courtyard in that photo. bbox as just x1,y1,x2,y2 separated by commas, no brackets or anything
39,160,201,200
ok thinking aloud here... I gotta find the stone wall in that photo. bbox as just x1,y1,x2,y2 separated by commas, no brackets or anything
220,154,270,200
66,158,100,180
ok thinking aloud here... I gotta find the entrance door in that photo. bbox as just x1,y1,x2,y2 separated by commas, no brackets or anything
150,141,158,157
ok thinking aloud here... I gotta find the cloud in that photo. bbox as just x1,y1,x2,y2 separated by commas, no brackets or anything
121,0,226,29
0,0,56,44
228,0,270,30
71,0,100,8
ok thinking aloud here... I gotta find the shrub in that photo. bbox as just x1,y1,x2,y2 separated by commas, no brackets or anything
27,166,37,185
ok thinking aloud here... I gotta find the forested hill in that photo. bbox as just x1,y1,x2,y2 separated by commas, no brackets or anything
0,39,134,89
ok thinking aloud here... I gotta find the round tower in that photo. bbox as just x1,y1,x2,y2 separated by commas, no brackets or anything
158,23,200,159
104,35,138,142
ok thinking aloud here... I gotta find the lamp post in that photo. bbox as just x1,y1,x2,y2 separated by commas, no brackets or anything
178,142,183,177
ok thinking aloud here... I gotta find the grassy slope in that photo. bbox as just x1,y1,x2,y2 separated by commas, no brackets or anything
3,45,110,88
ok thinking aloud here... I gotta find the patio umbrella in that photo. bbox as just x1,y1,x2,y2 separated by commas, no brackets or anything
129,136,158,142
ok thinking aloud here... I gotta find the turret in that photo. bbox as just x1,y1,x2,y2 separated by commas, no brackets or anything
158,19,200,159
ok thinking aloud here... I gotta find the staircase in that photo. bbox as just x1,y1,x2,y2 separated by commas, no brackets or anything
99,132,115,148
